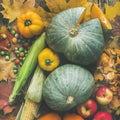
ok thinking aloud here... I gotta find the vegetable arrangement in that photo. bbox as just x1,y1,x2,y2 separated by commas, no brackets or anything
9,32,46,104
46,7,105,65
17,65,46,120
43,64,95,111
0,1,117,120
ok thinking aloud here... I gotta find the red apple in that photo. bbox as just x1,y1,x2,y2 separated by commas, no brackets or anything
93,111,113,120
96,86,113,105
77,99,97,118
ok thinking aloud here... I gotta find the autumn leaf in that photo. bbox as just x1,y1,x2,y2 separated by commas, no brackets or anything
111,16,120,37
1,0,35,23
0,58,15,81
105,2,120,21
0,82,15,115
36,0,111,29
45,0,87,13
45,0,69,13
94,47,120,114
36,0,87,26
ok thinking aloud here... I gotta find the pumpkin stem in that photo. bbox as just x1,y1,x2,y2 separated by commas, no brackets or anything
24,20,32,26
69,27,78,37
66,96,74,104
45,59,53,66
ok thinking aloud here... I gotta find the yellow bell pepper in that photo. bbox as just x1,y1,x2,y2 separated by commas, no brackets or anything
17,11,44,38
38,48,60,71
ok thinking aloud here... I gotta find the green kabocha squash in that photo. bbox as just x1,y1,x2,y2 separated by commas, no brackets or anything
43,64,95,112
46,7,105,65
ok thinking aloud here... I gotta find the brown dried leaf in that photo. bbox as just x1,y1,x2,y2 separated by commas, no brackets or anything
99,53,110,65
94,47,120,112
0,58,15,81
0,82,15,115
103,66,115,74
114,48,120,55
94,72,104,81
0,115,15,120
104,71,116,80
111,16,120,37
109,96,120,110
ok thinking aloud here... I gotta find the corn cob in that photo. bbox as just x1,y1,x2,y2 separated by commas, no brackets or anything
20,99,39,120
16,65,46,120
9,32,46,104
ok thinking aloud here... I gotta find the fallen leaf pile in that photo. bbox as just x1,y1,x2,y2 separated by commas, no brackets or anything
94,1,120,116
94,47,120,114
111,16,120,37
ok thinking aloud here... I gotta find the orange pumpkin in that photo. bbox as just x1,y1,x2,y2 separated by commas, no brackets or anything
38,112,61,120
63,113,84,120
17,11,44,38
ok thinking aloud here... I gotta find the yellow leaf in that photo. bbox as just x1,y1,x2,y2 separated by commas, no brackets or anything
35,6,53,26
1,0,35,23
36,0,87,26
45,0,68,13
36,0,110,29
105,2,120,20
68,0,87,8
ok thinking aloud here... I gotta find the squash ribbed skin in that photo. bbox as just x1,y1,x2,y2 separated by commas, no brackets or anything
46,8,105,65
43,64,95,111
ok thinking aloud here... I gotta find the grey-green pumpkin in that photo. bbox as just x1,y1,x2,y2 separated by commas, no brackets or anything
43,64,95,111
46,7,105,65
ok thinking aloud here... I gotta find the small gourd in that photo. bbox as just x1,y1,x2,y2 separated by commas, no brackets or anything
46,7,105,65
38,48,60,71
17,11,44,38
43,64,95,111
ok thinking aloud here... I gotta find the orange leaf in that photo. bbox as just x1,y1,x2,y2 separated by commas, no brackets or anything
91,3,112,29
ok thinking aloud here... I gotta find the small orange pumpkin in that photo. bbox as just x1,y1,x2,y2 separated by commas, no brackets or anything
17,11,44,38
38,112,61,120
63,113,84,120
